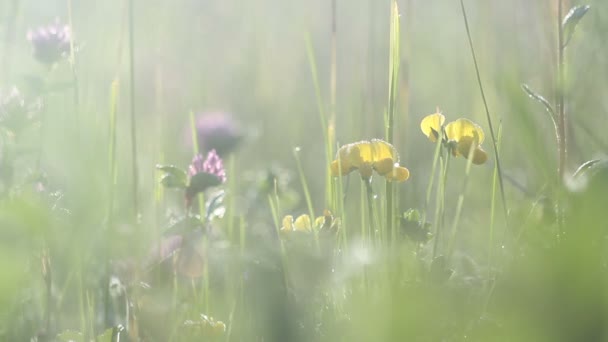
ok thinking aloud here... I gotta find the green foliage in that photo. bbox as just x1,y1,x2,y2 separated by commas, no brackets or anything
563,5,591,47
1,1,608,341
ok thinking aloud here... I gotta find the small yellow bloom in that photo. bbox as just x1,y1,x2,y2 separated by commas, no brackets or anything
420,112,445,143
330,139,410,182
280,214,312,235
420,112,488,165
280,210,340,238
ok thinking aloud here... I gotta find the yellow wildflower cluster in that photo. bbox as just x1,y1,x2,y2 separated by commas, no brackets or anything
280,210,340,237
420,111,488,165
330,139,410,182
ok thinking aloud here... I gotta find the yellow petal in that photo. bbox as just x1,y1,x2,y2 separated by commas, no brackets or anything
445,118,484,144
370,139,397,162
294,214,312,232
455,137,488,165
370,139,397,174
385,165,410,182
281,215,294,231
314,216,325,230
373,158,394,175
420,112,445,142
330,144,355,176
472,147,488,165
349,141,374,166
348,142,374,179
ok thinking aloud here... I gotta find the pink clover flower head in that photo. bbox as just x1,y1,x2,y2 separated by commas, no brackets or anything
185,150,226,205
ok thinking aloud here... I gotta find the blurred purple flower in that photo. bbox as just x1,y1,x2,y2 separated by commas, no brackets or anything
185,150,226,206
27,19,72,65
188,112,243,157
188,149,226,182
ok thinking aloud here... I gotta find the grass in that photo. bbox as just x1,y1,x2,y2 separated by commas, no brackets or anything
1,0,608,341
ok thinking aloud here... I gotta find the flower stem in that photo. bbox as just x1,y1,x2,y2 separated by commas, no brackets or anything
432,152,450,259
459,0,509,229
557,0,566,182
365,178,375,243
127,0,140,221
386,1,400,245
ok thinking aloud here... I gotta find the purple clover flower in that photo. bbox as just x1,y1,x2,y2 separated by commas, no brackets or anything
188,150,226,182
187,112,243,157
185,150,226,206
27,19,72,65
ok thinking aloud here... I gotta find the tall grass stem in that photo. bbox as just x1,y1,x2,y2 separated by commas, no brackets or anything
459,0,509,229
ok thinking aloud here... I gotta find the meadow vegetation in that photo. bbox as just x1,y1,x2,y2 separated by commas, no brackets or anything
1,0,607,341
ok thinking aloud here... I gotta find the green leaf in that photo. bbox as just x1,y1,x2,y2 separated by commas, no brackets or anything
156,164,187,188
562,5,590,47
521,84,557,127
160,174,187,188
573,159,602,179
206,190,226,221
187,172,222,198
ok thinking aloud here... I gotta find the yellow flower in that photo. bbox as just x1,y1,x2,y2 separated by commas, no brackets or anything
280,214,312,236
420,112,488,165
420,112,445,143
445,119,488,164
280,210,341,238
330,139,410,182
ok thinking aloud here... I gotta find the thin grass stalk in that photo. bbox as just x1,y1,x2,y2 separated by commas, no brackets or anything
329,0,337,159
304,34,332,207
188,110,206,217
365,179,376,245
557,0,566,181
360,181,367,241
127,0,140,221
459,0,509,228
556,0,567,235
1,0,19,83
153,66,164,287
334,154,348,251
486,123,502,287
268,191,290,293
386,1,400,244
226,155,236,242
294,147,315,220
432,152,450,259
446,146,475,259
187,111,211,313
103,79,119,326
67,0,80,132
422,135,443,226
